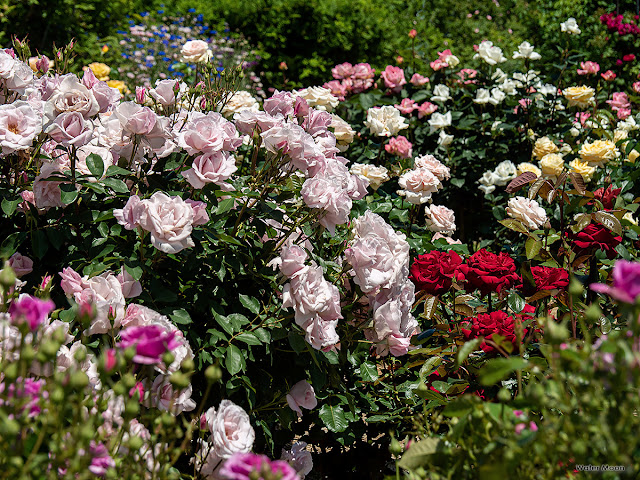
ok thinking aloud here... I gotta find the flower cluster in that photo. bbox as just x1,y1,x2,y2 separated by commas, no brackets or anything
323,62,376,100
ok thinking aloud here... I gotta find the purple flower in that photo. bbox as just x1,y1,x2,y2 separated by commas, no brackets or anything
219,452,299,480
9,295,55,331
117,324,180,365
88,441,115,477
591,260,640,304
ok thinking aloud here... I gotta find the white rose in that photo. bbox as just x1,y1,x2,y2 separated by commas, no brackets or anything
44,74,99,121
364,106,408,137
489,88,506,105
499,79,517,95
397,168,442,204
438,130,454,147
506,196,547,229
220,90,260,116
206,400,255,460
561,17,581,34
425,205,456,234
493,160,517,185
330,114,355,150
414,154,450,181
137,192,196,254
474,40,507,65
0,101,42,154
512,41,542,60
428,111,452,132
149,375,196,414
296,86,339,112
180,40,212,63
350,163,389,190
473,88,491,105
431,84,451,102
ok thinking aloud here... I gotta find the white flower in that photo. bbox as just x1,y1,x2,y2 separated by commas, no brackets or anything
428,111,452,132
180,40,212,63
425,205,456,234
431,84,452,102
397,168,441,204
493,160,517,185
350,163,389,190
513,70,540,88
330,114,355,150
622,212,638,225
506,196,547,229
414,154,450,181
489,88,506,105
220,91,260,117
498,79,517,95
438,130,454,147
492,68,508,83
205,400,255,461
478,170,498,194
364,106,408,137
296,86,339,112
617,115,638,132
474,40,507,65
561,17,581,35
473,88,491,105
0,101,42,154
512,41,542,60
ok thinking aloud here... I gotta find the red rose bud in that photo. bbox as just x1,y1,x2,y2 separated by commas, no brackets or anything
623,54,636,62
129,382,144,402
410,250,464,296
591,185,621,210
408,29,417,39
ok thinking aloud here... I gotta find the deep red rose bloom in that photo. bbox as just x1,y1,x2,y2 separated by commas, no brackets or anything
591,185,621,210
569,223,622,259
410,250,464,295
461,310,527,353
458,249,520,296
531,266,569,291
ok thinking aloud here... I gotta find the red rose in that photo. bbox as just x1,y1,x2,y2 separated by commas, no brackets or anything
591,185,621,210
458,249,520,296
531,266,569,291
569,223,622,259
410,250,464,295
460,310,527,353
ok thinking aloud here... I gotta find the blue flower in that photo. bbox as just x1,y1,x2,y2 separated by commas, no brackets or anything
187,8,196,12
157,10,164,13
148,49,155,54
163,57,171,62
148,38,155,43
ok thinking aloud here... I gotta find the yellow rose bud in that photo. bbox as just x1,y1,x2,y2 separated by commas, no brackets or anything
563,86,595,108
568,159,596,182
627,149,639,163
539,153,565,176
88,62,111,81
578,139,617,166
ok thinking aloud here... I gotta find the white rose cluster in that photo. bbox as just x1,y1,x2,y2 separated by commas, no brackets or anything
364,105,409,137
478,160,517,195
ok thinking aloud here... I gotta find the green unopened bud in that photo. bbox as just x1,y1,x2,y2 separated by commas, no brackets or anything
40,339,60,359
0,262,16,288
9,456,23,469
169,371,190,390
125,398,140,416
69,371,89,389
585,303,602,324
128,435,144,450
415,382,430,399
113,381,126,396
569,277,584,296
161,412,175,427
73,346,87,363
3,363,18,381
0,418,20,437
248,471,260,480
124,346,136,362
51,387,64,403
180,358,195,373
205,365,222,384
162,352,175,367
389,435,403,456
497,387,512,402
122,373,137,389
544,318,569,343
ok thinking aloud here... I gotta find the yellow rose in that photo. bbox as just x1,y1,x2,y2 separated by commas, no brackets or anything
578,139,617,166
88,62,111,81
539,153,565,176
614,129,628,143
628,150,639,163
107,80,128,94
532,136,559,160
569,159,596,182
622,212,638,226
516,162,541,177
564,86,595,108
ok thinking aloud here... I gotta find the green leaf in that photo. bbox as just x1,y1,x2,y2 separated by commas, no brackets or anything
106,165,131,176
507,293,525,314
217,233,243,246
479,357,528,386
357,362,378,382
419,356,442,382
225,345,245,375
31,230,48,259
216,197,235,215
499,218,528,234
319,404,348,433
456,338,482,366
102,178,129,193
170,309,192,325
398,438,441,470
235,332,262,345
525,237,542,259
124,264,143,281
443,396,475,417
450,178,465,188
239,294,260,315
288,331,307,354
59,183,78,204
0,232,26,258
86,153,105,178
227,313,250,331
1,197,20,216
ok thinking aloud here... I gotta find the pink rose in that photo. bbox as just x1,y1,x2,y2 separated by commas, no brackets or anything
116,268,142,298
410,73,429,86
117,324,180,365
416,102,437,118
205,400,256,460
263,90,296,117
176,111,241,155
385,135,413,158
424,205,456,234
286,380,317,417
0,101,42,154
352,63,375,80
91,81,122,113
137,192,196,254
601,70,616,81
279,244,308,278
182,151,237,189
114,101,157,135
59,266,86,296
149,79,181,106
113,195,143,231
394,98,417,115
380,65,406,93
8,252,33,277
414,154,450,180
577,61,600,75
33,163,66,209
45,111,93,146
331,62,355,79
606,92,631,111
185,199,210,225
9,295,55,331
149,374,195,414
300,176,351,234
633,82,640,94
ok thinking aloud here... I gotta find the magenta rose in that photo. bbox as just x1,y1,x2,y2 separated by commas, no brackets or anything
380,65,406,93
591,259,640,304
117,324,180,365
9,295,55,331
220,453,299,480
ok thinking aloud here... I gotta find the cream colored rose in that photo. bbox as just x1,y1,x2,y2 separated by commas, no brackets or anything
220,91,260,117
532,136,559,160
614,129,628,143
539,153,565,176
350,163,389,190
330,114,355,150
622,212,638,226
506,196,547,230
180,40,212,63
578,139,617,166
296,86,339,112
425,205,456,234
569,159,596,182
628,150,639,163
364,106,408,137
564,86,595,108
516,162,541,177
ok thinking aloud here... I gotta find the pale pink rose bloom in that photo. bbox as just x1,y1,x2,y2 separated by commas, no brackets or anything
617,108,631,120
114,101,157,135
394,98,416,115
82,67,99,89
185,199,209,226
17,190,35,213
137,192,195,254
117,268,142,298
416,102,438,118
606,92,631,111
601,70,616,81
633,82,640,94
59,266,86,296
425,205,456,234
149,375,196,414
304,316,340,350
33,163,66,209
281,442,313,478
286,380,317,417
331,62,355,79
353,63,375,80
113,195,144,231
182,151,237,189
0,101,42,154
73,272,126,335
180,40,211,63
323,80,349,100
301,109,332,137
205,400,255,460
431,232,462,244
91,81,122,113
368,296,418,356
380,65,406,93
9,253,33,277
414,154,450,181
388,335,412,356
262,124,326,176
385,135,413,158
430,58,448,71
149,79,180,106
263,90,296,118
577,61,600,75
279,244,308,278
410,73,429,86
176,111,241,155
45,111,93,146
506,196,547,229
300,176,351,234
397,168,442,204
233,110,283,135
44,74,99,119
